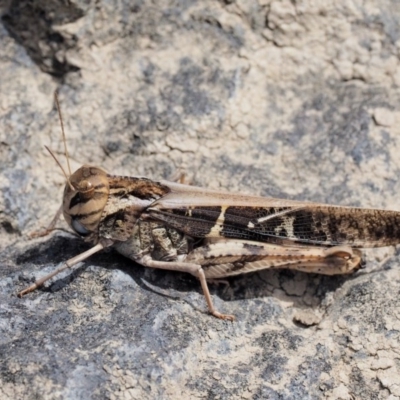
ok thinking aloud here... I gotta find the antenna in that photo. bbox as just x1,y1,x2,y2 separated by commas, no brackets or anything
45,91,74,191
54,91,72,177
44,145,74,190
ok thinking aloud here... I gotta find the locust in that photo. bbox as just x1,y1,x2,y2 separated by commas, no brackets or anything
17,94,400,320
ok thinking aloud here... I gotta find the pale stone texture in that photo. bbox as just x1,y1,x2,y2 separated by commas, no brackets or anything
1,1,400,399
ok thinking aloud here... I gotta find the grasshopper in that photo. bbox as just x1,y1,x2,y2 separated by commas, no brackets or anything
18,94,400,320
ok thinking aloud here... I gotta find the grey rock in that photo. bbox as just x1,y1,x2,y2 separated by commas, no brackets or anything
1,1,400,399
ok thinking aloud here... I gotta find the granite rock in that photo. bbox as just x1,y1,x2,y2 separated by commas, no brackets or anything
1,1,400,399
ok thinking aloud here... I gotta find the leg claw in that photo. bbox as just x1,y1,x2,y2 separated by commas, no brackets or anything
211,311,236,321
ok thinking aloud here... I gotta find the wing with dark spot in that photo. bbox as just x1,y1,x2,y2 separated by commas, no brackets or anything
147,198,400,248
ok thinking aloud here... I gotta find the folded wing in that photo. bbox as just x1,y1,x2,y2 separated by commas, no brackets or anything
146,181,400,248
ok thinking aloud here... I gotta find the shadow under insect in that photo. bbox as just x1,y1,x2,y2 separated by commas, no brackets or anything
15,234,353,315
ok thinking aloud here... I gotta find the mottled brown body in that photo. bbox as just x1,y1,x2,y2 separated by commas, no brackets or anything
18,163,400,320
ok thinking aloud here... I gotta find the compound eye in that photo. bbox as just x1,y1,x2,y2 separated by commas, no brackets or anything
72,219,90,236
78,180,94,197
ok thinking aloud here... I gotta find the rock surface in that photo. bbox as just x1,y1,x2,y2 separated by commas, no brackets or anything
1,1,400,399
